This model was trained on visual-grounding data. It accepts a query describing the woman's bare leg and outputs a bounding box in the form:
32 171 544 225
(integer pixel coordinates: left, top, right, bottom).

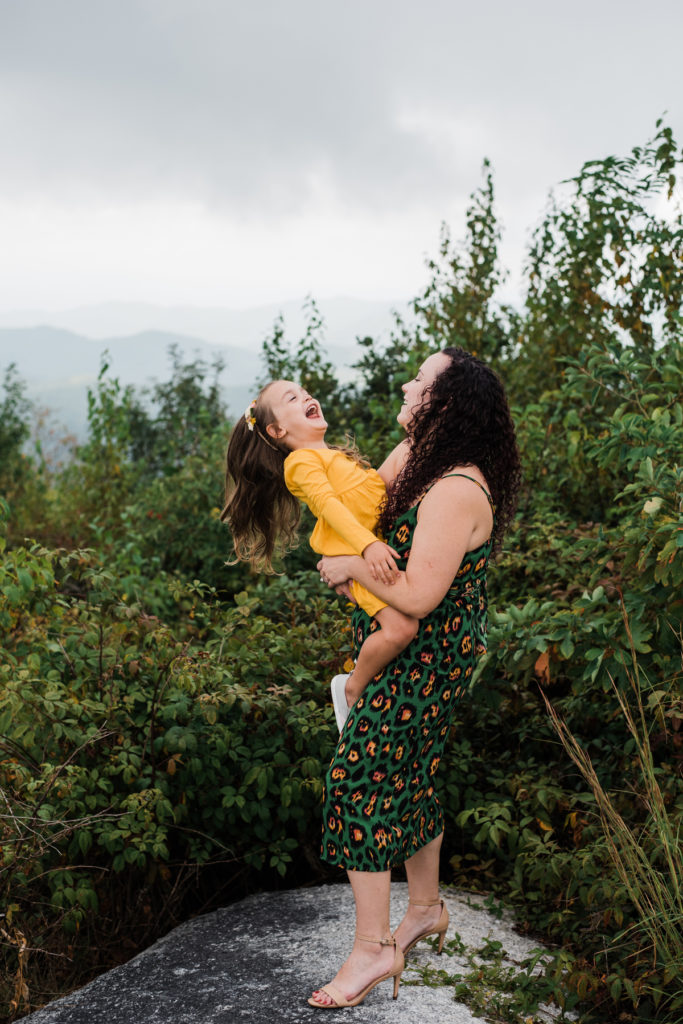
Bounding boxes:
345 608 418 705
309 869 396 1006
393 832 445 952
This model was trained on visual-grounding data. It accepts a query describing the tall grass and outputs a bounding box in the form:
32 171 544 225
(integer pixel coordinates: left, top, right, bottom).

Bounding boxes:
545 615 683 1021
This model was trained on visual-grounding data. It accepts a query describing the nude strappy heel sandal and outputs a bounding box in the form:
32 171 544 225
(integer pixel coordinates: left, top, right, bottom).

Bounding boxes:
307 933 404 1009
401 897 449 955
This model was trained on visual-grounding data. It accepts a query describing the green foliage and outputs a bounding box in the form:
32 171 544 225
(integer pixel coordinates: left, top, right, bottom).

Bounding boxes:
523 119 682 398
0 365 31 488
125 344 227 476
26 350 239 597
410 929 582 1023
0 548 346 1016
548 646 683 1023
0 366 47 543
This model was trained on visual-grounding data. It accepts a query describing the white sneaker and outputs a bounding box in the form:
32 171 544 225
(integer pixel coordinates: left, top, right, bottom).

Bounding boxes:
330 674 351 732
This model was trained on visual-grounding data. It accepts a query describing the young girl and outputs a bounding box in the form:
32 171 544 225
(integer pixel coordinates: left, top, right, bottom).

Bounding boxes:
220 379 418 732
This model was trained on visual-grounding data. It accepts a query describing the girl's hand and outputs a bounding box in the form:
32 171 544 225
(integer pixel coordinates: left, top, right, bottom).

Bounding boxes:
318 554 355 587
362 541 401 585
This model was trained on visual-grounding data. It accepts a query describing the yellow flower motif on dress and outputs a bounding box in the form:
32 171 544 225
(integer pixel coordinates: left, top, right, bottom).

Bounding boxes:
421 677 434 698
363 793 378 817
373 826 390 850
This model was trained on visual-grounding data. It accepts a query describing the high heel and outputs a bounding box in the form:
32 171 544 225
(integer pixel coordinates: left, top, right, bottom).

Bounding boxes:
307 933 404 1008
401 897 449 955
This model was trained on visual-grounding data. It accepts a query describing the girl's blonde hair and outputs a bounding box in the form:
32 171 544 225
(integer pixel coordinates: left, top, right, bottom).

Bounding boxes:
221 380 370 573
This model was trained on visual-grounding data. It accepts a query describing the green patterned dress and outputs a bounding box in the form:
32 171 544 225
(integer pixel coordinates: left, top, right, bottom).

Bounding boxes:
320 474 494 872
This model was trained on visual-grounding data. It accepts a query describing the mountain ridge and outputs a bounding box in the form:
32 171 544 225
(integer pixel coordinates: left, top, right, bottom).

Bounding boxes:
0 297 399 439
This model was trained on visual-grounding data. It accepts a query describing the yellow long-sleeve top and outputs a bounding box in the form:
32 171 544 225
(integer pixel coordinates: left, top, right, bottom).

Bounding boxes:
283 447 387 617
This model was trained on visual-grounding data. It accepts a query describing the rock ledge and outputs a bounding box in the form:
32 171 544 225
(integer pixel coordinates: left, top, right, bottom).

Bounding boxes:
23 883 561 1023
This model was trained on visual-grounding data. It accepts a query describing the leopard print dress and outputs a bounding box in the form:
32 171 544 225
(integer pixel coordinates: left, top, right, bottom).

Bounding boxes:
320 474 494 872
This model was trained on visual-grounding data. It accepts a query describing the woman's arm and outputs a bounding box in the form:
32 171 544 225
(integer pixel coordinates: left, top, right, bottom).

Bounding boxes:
318 475 493 619
375 438 410 487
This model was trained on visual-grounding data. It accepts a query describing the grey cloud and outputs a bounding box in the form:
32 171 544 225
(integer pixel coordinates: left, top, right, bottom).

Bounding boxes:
1 0 682 216
1 0 464 210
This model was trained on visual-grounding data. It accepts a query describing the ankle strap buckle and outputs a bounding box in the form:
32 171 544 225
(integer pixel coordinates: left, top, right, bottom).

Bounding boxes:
355 932 395 947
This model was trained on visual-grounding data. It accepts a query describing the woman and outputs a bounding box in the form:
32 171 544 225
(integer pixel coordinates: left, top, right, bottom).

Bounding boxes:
309 346 521 1009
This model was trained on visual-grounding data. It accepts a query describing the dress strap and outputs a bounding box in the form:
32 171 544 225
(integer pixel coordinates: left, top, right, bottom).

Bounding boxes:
441 472 495 513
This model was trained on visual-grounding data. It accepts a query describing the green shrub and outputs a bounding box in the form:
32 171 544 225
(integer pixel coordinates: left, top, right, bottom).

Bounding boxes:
0 537 348 1017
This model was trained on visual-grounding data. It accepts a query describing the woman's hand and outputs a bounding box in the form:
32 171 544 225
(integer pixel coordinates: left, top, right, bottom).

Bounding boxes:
318 554 355 587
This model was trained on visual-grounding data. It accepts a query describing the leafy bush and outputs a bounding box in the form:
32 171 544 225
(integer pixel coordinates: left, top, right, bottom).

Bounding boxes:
0 531 347 1016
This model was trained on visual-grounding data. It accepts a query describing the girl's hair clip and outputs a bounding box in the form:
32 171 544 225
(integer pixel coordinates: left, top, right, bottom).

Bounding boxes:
244 400 256 431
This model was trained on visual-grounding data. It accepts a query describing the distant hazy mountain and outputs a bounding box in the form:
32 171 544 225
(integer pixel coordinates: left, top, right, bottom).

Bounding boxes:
0 325 261 440
0 296 398 348
1 325 261 388
0 297 401 440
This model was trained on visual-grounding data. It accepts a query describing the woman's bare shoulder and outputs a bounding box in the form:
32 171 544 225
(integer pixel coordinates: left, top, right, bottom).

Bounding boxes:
428 465 491 495
415 467 493 548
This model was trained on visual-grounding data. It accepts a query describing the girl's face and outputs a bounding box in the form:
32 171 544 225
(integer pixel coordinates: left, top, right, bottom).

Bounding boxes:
397 352 451 431
263 380 328 450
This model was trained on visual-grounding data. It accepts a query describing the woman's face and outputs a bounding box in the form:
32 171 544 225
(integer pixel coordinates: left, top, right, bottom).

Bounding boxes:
397 352 451 431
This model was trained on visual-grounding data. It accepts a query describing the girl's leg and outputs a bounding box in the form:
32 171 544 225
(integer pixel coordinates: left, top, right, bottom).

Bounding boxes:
393 832 445 952
345 608 419 705
309 869 395 1006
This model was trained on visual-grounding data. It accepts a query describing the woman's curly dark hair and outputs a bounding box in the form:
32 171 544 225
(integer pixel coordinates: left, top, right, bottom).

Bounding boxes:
378 347 521 554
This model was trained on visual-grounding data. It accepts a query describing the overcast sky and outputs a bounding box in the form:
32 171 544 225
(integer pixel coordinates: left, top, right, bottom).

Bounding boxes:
1 0 681 315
